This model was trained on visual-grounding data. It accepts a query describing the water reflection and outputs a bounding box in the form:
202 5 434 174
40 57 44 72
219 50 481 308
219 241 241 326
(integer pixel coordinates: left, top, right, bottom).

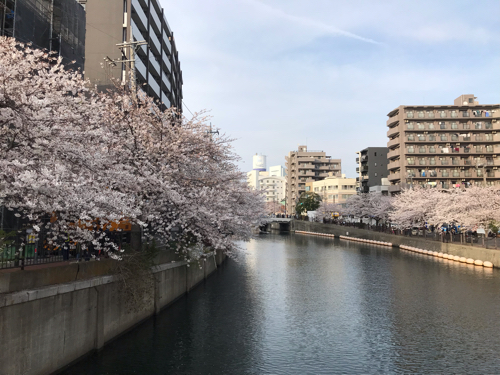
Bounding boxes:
62 233 500 375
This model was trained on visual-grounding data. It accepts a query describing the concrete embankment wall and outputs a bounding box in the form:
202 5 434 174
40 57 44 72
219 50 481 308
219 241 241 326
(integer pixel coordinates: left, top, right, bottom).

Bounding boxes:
0 251 225 375
293 221 500 266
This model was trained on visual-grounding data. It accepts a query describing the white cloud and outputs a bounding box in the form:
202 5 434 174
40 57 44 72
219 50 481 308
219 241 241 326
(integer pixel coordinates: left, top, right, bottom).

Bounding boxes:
160 0 500 176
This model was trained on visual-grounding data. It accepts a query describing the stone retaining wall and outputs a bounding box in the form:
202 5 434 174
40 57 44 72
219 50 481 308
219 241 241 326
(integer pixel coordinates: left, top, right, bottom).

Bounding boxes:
0 253 225 375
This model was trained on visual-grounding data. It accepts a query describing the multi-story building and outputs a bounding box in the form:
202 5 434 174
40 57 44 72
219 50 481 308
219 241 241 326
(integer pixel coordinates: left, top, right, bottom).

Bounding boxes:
305 174 356 208
355 147 389 193
260 176 286 204
386 94 500 193
0 0 86 70
81 0 182 111
285 145 341 214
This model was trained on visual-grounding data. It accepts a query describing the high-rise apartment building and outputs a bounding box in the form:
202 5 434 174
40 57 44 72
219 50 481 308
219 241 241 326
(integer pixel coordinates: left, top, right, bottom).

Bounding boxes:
386 94 500 193
285 145 341 214
0 0 86 70
356 147 389 193
81 0 182 111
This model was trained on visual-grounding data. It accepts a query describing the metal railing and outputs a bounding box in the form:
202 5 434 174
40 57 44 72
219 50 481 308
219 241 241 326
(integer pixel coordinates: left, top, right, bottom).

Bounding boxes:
318 220 500 249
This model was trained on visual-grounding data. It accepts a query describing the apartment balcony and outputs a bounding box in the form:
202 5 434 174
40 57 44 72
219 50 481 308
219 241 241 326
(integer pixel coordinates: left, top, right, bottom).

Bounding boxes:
149 6 162 35
386 115 399 127
387 124 401 138
131 0 148 32
299 171 315 177
388 148 400 160
162 51 172 74
148 73 161 98
298 163 314 169
162 30 171 55
161 72 171 92
387 137 401 149
388 172 400 182
134 56 147 82
387 160 400 171
148 55 161 78
149 30 161 57
318 165 340 171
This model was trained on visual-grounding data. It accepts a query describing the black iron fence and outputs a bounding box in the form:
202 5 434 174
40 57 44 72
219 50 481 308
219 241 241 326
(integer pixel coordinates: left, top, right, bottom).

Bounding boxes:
319 219 500 249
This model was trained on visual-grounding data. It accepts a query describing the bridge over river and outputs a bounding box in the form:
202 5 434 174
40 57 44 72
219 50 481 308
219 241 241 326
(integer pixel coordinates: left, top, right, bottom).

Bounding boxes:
260 217 292 232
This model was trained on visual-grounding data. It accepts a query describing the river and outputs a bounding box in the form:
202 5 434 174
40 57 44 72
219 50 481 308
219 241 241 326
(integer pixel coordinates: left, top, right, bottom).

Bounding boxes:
61 233 500 374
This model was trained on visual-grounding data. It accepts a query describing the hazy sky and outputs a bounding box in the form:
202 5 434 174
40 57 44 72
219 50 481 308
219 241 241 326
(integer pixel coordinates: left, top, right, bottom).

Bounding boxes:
160 0 500 177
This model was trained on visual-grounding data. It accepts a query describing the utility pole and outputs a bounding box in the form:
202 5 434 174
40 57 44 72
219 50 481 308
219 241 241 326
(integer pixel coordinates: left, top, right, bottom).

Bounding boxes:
104 38 148 98
207 122 219 141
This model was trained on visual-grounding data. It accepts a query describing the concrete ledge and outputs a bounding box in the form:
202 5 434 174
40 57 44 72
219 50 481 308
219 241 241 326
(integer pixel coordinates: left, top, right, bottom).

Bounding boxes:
0 260 196 307
293 221 500 266
151 261 188 273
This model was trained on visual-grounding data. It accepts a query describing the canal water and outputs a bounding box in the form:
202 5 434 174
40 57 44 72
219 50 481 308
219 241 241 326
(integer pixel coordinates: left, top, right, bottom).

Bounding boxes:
61 234 500 374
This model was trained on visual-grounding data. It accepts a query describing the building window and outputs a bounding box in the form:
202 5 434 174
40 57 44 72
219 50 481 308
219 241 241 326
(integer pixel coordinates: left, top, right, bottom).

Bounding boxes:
407 111 414 118
469 98 474 103
439 110 446 118
374 173 378 177
461 111 470 117
407 123 414 130
451 122 458 129
374 162 377 166
428 111 435 118
428 123 435 130
374 152 377 156
417 123 425 130
418 111 424 118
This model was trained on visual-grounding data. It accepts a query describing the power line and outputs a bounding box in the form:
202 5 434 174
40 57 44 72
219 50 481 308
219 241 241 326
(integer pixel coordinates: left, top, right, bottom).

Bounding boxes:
182 100 194 117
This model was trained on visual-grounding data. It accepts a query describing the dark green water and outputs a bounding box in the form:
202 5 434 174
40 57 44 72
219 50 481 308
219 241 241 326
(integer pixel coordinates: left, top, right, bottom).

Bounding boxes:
61 234 500 374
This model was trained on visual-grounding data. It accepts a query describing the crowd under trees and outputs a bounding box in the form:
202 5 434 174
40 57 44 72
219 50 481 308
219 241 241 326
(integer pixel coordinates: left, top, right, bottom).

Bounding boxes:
319 186 500 233
0 37 265 261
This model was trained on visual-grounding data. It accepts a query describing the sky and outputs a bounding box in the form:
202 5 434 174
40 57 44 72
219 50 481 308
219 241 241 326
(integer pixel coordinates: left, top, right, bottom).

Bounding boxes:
160 0 500 177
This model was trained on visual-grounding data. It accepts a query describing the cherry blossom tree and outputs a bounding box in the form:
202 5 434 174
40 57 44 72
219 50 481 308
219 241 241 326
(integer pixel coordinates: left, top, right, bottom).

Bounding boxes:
316 201 342 221
367 193 393 226
0 37 265 260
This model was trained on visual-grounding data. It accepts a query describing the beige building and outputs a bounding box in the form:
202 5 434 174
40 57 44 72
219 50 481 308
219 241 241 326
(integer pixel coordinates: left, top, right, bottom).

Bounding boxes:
285 145 341 213
387 94 500 193
305 174 356 208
